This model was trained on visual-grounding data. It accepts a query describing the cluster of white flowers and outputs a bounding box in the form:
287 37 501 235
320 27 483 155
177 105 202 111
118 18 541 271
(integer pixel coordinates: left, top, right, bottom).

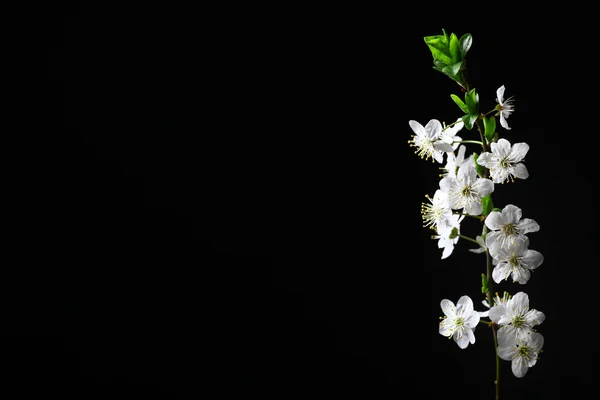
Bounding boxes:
411 85 546 379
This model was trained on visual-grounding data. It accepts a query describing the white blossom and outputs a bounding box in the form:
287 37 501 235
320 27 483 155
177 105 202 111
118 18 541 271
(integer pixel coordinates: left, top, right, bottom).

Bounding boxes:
497 330 544 378
420 189 453 232
490 237 544 284
442 144 467 179
439 158 494 215
408 119 449 163
433 214 464 259
439 295 480 349
476 138 529 184
489 292 545 341
496 85 515 130
484 204 540 251
437 118 464 152
479 291 511 318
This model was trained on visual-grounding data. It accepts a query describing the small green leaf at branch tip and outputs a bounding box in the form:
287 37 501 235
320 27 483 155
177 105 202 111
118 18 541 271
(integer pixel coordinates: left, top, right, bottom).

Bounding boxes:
465 89 479 115
451 94 469 114
449 33 461 63
483 115 496 143
459 33 472 58
461 114 478 130
481 273 488 294
442 61 463 77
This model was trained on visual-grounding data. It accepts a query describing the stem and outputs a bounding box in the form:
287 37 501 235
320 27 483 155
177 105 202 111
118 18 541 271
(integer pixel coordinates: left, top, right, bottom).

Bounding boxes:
453 140 483 146
454 212 481 220
475 119 490 155
485 248 501 400
441 118 463 132
458 234 481 245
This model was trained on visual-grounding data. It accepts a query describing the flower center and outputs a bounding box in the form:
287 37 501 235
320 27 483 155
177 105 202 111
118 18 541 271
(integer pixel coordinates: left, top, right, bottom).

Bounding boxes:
421 195 444 230
517 345 531 359
502 223 518 236
455 317 464 327
499 156 511 169
511 315 527 329
509 254 521 267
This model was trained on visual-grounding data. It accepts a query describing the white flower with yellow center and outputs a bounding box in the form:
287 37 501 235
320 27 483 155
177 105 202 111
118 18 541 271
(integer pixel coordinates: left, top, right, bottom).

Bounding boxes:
420 189 452 232
433 214 464 259
490 237 544 284
496 85 515 130
489 292 545 341
439 295 480 349
484 204 540 251
408 119 449 163
439 159 494 215
476 138 529 184
497 330 544 378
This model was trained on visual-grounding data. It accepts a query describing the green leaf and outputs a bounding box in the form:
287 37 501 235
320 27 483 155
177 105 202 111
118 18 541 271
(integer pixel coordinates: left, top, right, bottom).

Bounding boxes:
481 273 488 294
473 152 486 177
481 194 494 216
483 116 496 143
451 94 469 114
491 208 502 212
465 89 479 115
442 61 463 77
461 114 478 130
449 33 461 63
459 33 472 58
424 35 452 65
461 114 473 130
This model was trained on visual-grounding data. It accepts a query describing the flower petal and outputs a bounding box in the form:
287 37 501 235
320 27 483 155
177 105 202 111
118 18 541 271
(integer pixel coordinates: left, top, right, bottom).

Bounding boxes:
456 295 474 315
492 138 511 157
408 120 425 137
474 178 494 196
492 263 511 283
513 268 531 284
485 211 505 231
488 304 507 324
517 218 540 234
467 327 476 345
510 142 530 162
464 201 483 216
476 152 493 168
512 358 529 378
439 176 455 194
512 163 529 179
525 309 546 326
496 85 506 103
509 292 530 311
440 299 456 317
434 141 455 153
501 204 522 224
424 119 443 140
522 250 544 269
455 331 470 349
529 332 545 352
499 112 511 130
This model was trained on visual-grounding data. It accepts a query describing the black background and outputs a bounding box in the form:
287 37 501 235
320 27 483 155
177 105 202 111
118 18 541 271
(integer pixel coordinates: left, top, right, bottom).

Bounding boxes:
17 3 597 399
